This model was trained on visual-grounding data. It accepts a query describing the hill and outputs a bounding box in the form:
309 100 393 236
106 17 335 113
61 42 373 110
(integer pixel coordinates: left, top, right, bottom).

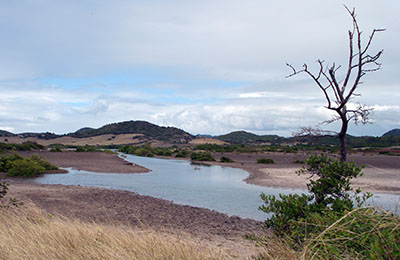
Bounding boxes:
69 120 194 144
383 129 400 137
216 131 284 145
0 130 15 137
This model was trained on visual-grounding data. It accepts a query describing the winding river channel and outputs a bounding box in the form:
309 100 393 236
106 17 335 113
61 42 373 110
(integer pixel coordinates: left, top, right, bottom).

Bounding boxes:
34 154 400 221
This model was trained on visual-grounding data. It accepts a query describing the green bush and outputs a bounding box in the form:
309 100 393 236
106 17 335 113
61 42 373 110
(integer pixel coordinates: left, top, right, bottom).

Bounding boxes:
0 154 24 172
29 154 58 171
256 158 275 164
220 156 234 163
1 154 58 177
134 147 153 157
175 149 190 158
190 151 215 161
7 159 46 177
259 154 370 249
50 147 62 152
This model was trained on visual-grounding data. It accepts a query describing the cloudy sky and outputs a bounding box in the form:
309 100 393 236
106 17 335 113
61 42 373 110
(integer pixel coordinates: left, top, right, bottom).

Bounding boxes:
0 0 398 136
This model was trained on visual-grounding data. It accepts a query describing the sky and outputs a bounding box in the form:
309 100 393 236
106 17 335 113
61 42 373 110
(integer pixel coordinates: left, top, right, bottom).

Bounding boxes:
0 0 399 137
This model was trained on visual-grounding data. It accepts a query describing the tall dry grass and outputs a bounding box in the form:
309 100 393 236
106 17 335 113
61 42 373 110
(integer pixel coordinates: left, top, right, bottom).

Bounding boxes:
0 207 235 260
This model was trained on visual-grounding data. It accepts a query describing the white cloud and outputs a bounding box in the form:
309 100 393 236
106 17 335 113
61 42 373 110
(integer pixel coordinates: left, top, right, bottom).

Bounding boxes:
0 0 398 137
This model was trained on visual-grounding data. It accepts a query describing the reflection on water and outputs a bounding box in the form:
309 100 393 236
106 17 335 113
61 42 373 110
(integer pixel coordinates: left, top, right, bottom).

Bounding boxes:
34 154 400 221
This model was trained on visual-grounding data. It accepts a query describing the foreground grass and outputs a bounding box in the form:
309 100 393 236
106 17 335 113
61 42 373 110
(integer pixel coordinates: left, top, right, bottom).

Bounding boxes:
0 207 235 260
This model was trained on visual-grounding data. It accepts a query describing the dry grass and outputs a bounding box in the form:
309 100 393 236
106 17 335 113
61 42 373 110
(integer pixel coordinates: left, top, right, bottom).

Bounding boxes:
0 207 236 260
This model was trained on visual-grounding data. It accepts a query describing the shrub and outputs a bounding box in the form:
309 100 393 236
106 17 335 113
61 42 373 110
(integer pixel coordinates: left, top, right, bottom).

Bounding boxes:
256 158 275 164
259 154 370 248
0 154 24 172
190 151 215 161
29 154 58 171
7 159 46 177
50 147 62 152
1 154 58 177
134 147 153 157
220 156 234 163
175 149 190 158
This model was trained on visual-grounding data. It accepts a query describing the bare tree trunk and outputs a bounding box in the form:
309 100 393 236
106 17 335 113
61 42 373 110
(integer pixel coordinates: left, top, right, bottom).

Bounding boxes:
338 110 348 162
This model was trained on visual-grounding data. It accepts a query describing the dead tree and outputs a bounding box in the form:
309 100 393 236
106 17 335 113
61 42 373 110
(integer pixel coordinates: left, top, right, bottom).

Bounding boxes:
287 6 384 162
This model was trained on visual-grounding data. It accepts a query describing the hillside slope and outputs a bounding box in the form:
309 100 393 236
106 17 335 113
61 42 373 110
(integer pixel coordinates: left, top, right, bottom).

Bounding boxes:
69 120 194 144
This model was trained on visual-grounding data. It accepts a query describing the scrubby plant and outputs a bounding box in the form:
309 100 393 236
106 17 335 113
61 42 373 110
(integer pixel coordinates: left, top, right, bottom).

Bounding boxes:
256 158 275 164
259 154 371 249
175 149 190 158
190 151 215 161
220 156 234 163
1 154 58 177
6 159 45 177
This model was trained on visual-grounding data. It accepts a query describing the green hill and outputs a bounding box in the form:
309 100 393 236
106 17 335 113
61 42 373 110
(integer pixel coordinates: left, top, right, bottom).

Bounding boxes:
216 131 284 144
69 120 194 144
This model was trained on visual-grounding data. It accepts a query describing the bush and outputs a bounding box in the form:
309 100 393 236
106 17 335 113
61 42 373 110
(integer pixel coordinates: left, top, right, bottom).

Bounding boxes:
259 154 370 249
134 147 153 157
0 154 24 172
190 151 215 161
257 158 275 164
29 154 58 171
220 156 234 163
1 154 58 177
175 149 190 158
7 159 46 177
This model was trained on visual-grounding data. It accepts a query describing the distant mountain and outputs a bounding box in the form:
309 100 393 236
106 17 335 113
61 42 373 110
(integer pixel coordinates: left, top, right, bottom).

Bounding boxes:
0 130 15 137
69 120 194 144
216 131 283 144
382 129 400 137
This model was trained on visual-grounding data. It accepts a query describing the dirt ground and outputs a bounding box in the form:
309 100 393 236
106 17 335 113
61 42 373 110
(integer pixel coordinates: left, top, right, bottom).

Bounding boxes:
19 151 150 173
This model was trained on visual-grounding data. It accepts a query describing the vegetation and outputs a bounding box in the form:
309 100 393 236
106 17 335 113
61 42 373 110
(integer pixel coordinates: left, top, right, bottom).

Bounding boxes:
256 158 275 164
1 154 58 177
254 153 398 259
175 149 190 158
119 145 173 157
215 131 284 145
220 156 234 163
0 207 233 260
0 141 44 153
75 145 102 152
190 151 215 161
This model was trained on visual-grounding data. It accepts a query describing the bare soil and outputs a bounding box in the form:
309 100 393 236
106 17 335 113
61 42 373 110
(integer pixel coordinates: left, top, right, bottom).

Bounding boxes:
19 151 150 173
